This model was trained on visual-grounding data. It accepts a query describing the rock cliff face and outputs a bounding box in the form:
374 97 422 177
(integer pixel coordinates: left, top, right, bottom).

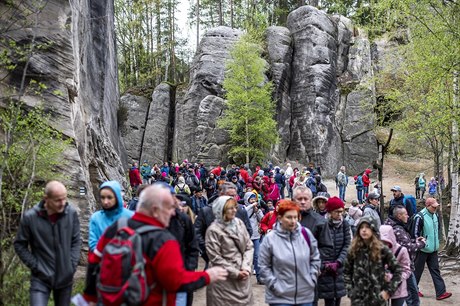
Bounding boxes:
122 6 378 176
0 0 126 247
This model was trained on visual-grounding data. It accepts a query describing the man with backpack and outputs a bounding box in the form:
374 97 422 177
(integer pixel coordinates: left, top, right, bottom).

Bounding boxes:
336 166 348 202
83 184 228 306
389 185 416 217
384 205 426 306
185 166 200 192
354 173 364 203
362 192 381 228
413 198 452 301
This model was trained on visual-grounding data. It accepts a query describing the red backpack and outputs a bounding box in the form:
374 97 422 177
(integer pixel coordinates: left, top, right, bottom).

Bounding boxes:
97 218 162 306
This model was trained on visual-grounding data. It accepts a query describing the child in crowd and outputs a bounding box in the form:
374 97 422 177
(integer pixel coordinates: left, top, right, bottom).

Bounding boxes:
347 199 362 236
344 216 402 306
380 225 411 306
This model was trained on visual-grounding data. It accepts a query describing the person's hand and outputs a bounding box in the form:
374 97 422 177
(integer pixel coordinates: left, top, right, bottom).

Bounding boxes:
237 269 250 280
253 204 259 212
380 290 390 301
417 236 426 243
89 302 97 306
206 266 228 283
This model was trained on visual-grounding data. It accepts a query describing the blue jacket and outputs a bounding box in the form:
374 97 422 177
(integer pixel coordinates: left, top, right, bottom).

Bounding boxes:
88 181 134 250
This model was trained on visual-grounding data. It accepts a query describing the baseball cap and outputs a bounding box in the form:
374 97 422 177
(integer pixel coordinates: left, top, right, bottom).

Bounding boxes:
391 186 402 192
425 198 440 208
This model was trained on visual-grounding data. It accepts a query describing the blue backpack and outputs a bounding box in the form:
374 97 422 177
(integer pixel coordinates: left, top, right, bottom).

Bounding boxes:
403 195 417 216
355 175 363 188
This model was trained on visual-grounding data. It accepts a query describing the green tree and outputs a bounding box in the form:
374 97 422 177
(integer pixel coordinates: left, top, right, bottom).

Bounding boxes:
373 0 459 251
219 34 278 165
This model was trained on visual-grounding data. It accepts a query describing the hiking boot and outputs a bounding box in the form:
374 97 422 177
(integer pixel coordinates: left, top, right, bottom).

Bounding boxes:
418 291 424 297
436 292 452 300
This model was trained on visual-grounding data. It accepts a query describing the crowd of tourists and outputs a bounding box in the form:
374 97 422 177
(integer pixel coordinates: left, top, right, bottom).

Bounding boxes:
13 160 452 306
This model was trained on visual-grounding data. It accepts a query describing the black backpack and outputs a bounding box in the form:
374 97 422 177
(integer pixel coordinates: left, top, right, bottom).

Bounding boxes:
406 211 424 239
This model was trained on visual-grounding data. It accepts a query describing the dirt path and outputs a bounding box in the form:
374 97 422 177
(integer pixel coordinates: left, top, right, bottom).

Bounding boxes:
192 260 458 305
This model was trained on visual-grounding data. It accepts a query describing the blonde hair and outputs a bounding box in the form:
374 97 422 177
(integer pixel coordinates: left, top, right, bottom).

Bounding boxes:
223 198 237 221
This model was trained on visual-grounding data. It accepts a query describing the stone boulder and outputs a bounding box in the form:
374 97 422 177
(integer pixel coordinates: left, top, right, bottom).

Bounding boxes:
173 27 243 162
286 6 340 174
195 95 230 165
0 0 127 247
140 83 173 164
265 26 293 163
119 94 150 163
335 19 378 175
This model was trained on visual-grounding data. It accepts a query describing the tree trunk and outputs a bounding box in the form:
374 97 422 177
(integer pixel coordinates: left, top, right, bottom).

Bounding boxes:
446 71 459 255
218 0 223 26
196 0 200 51
230 0 233 28
245 118 250 164
377 128 393 222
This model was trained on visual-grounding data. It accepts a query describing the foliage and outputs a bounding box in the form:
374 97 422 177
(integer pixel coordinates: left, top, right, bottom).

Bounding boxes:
115 0 191 91
373 0 459 169
219 34 278 165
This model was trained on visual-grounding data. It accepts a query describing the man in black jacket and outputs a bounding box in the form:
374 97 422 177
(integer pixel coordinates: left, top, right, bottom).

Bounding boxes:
169 193 200 306
293 185 333 306
194 182 252 269
14 181 81 306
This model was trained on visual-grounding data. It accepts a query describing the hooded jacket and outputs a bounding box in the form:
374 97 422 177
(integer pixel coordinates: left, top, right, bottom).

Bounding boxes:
206 196 254 306
88 181 134 250
259 222 321 304
14 201 81 289
384 216 425 270
243 192 264 240
379 225 411 299
362 203 382 228
344 217 402 306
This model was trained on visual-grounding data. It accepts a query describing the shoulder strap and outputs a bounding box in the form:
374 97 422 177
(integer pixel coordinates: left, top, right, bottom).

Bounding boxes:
136 225 162 235
301 226 312 254
395 245 403 258
117 217 129 230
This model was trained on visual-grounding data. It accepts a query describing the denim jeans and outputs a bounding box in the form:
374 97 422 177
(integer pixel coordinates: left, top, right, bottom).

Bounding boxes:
356 188 364 203
30 277 72 306
252 238 261 280
338 185 346 201
414 251 446 298
278 184 285 199
406 272 420 306
175 292 187 306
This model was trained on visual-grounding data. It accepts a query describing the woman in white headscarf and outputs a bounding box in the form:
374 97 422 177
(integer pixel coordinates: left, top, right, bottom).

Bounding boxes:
205 196 254 306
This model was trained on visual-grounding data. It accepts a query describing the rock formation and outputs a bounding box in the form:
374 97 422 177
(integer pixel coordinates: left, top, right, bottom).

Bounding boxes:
120 6 380 177
0 0 126 247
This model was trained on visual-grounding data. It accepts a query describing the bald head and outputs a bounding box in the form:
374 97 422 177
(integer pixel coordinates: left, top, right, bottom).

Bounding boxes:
44 181 66 197
137 184 176 227
44 181 67 215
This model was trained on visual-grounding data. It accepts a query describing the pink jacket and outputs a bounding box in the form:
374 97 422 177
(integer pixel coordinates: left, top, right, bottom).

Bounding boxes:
380 225 412 299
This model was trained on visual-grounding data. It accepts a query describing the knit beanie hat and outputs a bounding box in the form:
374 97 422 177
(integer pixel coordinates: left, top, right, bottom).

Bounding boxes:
357 215 380 236
325 196 344 212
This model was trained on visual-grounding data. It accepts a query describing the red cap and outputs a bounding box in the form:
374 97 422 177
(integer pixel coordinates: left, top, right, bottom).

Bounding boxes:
325 196 345 212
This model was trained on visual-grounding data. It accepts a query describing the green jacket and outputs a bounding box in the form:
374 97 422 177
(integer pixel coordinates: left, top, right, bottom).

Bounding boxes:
344 244 402 306
420 208 440 253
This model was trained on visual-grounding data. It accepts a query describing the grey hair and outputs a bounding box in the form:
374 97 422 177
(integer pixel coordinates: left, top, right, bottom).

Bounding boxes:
293 186 312 198
218 182 237 195
393 205 407 217
44 181 66 196
137 184 170 211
